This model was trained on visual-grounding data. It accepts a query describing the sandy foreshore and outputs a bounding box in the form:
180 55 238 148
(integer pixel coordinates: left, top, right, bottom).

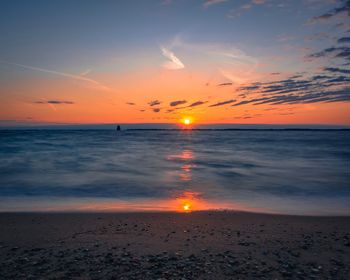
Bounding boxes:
0 211 349 279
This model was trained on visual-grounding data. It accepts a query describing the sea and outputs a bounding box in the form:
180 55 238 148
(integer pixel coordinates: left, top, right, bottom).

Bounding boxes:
1 128 349 215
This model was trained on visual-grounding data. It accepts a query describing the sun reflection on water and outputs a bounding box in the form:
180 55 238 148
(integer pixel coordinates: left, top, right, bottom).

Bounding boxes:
167 149 196 182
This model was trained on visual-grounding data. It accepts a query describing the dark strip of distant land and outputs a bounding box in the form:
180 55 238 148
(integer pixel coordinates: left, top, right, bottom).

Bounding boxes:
126 128 350 131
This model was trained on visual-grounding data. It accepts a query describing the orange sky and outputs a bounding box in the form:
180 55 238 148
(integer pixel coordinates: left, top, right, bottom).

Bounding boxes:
1 66 349 125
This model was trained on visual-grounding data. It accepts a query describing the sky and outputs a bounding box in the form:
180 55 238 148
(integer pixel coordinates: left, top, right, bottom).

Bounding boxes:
0 0 349 126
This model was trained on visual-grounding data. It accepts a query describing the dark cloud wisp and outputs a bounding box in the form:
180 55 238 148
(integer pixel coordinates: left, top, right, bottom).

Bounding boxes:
209 99 236 107
34 100 74 105
170 100 187 107
231 73 350 107
338 37 350 44
188 101 207 107
217 82 233 86
310 0 350 22
148 100 161 106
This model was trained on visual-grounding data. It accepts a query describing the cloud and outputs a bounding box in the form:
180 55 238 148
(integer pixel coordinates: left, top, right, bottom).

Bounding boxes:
324 67 350 74
188 101 207 107
165 101 207 112
234 115 254 119
80 69 92 76
160 47 185 70
162 35 258 83
309 46 350 61
217 82 233 86
308 34 350 69
34 100 74 105
148 100 161 106
326 75 350 83
165 35 257 67
338 37 350 43
228 0 268 18
203 0 228 9
238 84 261 91
232 100 258 106
310 0 350 23
230 72 350 107
209 99 236 107
1 61 110 91
126 102 135 105
170 100 187 106
279 112 295 116
152 108 161 113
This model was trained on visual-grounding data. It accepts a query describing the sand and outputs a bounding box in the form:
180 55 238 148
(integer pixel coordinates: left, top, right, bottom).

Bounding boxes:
0 211 349 279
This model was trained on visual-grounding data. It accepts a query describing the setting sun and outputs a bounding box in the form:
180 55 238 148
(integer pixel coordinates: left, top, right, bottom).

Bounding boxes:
181 117 192 126
183 203 191 212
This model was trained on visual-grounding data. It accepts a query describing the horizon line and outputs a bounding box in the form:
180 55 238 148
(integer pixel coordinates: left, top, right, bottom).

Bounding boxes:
1 122 350 129
1 121 350 126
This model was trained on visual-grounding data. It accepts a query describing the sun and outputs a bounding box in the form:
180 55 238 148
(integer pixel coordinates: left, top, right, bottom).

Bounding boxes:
182 117 192 126
183 203 192 212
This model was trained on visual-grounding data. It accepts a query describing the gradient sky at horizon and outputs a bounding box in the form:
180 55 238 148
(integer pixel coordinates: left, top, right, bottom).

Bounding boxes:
1 0 349 125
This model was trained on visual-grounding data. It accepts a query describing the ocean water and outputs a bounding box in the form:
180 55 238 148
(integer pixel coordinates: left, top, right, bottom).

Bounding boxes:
0 129 349 215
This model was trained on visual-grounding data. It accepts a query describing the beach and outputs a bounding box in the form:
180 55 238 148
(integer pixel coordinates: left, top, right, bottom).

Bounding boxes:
0 211 349 279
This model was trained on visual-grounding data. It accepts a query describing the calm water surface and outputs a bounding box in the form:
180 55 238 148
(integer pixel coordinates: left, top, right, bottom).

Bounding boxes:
0 129 349 215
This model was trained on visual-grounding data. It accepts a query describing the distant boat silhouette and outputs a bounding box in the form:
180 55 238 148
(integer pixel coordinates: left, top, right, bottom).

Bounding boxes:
116 125 121 131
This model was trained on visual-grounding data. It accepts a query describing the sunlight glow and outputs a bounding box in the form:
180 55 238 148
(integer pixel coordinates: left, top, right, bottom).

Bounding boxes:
183 203 191 212
181 117 193 126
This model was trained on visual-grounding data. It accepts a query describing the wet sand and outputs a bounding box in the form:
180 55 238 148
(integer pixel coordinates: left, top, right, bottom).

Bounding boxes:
0 211 349 279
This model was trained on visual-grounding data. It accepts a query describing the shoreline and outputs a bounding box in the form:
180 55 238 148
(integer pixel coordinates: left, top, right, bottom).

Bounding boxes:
1 211 349 279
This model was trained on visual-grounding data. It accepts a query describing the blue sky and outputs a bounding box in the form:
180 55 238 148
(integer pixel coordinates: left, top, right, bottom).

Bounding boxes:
0 0 344 72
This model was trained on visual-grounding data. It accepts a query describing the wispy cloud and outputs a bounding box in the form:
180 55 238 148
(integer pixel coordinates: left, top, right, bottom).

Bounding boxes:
228 0 267 18
188 101 207 107
203 0 228 9
148 100 162 106
170 100 187 106
163 35 258 83
160 47 185 70
165 101 207 112
34 100 74 105
310 0 350 23
217 82 233 86
338 37 350 43
1 61 110 91
80 69 92 76
33 100 74 111
324 67 350 74
308 46 350 62
230 72 350 107
209 99 236 107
